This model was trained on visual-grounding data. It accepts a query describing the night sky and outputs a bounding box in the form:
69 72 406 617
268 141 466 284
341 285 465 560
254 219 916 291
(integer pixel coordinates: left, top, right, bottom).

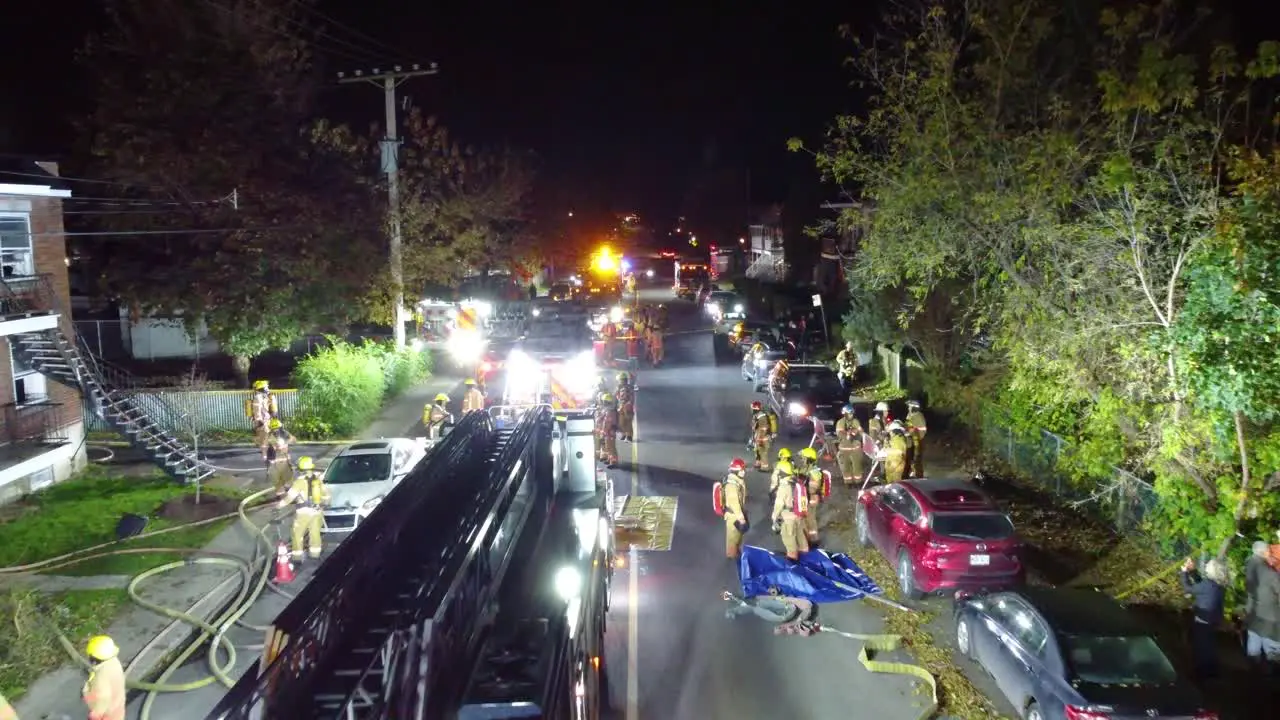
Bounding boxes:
0 1 864 222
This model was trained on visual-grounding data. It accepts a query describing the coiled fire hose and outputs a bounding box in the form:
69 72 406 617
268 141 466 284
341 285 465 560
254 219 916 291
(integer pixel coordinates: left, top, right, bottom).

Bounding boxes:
0 488 292 720
722 591 941 720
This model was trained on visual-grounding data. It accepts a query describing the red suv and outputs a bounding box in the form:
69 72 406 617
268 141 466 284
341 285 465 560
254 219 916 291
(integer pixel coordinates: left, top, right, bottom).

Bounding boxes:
855 479 1024 599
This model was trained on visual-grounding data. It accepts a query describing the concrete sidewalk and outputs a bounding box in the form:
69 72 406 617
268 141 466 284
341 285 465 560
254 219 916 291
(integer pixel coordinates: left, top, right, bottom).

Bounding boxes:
13 373 463 720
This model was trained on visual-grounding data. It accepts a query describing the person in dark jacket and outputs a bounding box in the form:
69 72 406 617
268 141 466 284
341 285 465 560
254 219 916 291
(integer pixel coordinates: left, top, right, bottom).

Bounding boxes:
1245 543 1280 673
1180 556 1228 679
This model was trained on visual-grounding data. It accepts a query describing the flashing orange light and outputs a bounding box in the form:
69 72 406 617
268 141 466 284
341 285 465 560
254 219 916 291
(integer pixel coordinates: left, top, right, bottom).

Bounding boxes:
592 247 618 273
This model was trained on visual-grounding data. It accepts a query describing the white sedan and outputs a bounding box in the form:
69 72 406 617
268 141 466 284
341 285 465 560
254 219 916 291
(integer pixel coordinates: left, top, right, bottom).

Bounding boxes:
321 438 431 533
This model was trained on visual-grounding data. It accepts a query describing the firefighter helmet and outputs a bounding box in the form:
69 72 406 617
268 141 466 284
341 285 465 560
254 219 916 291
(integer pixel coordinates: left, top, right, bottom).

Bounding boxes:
800 447 819 461
907 399 921 409
875 401 889 413
86 635 119 661
777 448 792 460
268 419 282 430
728 458 747 473
842 404 855 415
253 379 269 391
434 393 449 402
751 401 763 411
464 378 476 386
297 456 315 471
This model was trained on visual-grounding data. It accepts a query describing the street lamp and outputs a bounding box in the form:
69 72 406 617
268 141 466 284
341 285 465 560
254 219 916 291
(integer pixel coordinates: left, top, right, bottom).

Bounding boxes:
568 211 574 217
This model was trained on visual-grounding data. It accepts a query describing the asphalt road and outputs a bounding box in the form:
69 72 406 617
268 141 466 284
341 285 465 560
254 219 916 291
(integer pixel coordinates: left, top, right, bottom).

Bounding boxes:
601 299 923 719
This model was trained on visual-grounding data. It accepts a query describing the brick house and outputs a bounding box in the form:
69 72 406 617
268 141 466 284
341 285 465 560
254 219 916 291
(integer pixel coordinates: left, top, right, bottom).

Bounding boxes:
0 159 86 500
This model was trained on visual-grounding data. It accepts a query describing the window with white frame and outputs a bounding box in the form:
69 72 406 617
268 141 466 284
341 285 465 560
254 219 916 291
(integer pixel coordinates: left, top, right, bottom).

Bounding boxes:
9 341 46 405
0 214 33 278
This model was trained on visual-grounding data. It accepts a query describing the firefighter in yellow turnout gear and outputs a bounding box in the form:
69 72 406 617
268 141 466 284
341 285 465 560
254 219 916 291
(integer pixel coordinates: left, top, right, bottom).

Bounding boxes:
834 404 866 485
264 419 296 494
796 447 828 545
718 458 750 559
905 399 928 478
462 378 485 413
423 393 452 439
82 635 126 720
750 400 778 470
595 393 619 466
245 379 278 459
884 422 910 484
615 372 636 442
770 455 809 560
278 456 329 560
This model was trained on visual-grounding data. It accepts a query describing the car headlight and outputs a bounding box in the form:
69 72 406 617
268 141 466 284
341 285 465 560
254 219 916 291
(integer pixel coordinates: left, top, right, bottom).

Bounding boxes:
787 402 809 416
645 269 654 278
532 307 541 317
360 495 385 513
554 565 582 601
733 304 744 313
609 306 624 323
707 302 721 315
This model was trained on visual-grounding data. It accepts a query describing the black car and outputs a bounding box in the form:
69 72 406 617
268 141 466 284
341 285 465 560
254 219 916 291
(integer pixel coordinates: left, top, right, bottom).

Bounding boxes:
954 587 1216 720
769 364 845 436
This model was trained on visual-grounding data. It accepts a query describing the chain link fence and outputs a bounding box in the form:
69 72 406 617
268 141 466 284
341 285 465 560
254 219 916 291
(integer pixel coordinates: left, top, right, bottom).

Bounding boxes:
83 389 302 433
980 410 1161 536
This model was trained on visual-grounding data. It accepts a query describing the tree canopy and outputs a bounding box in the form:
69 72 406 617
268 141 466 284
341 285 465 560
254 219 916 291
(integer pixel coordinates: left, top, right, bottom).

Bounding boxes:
798 0 1280 558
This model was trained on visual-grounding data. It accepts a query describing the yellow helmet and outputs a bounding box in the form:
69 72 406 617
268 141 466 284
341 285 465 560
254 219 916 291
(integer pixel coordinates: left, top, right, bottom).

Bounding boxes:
434 393 449 402
268 419 282 431
800 447 819 461
600 393 614 403
777 448 792 460
86 635 119 661
464 378 476 386
297 456 315 471
617 371 630 382
253 380 269 391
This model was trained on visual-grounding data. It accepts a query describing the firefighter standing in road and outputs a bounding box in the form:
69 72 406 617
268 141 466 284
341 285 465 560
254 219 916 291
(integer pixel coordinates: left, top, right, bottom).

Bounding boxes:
616 372 636 441
423 393 452 439
771 464 809 561
245 380 278 459
595 393 619 465
648 326 665 366
592 377 610 407
718 458 750 559
884 422 909 484
834 405 866 486
905 400 928 478
797 447 828 545
769 447 795 500
462 378 485 413
751 401 777 470
601 320 617 365
264 419 296 494
836 342 857 393
83 635 126 720
769 358 790 394
278 456 329 560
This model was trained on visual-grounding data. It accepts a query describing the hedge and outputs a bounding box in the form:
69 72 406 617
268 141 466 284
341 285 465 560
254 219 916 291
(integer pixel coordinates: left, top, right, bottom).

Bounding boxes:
291 338 432 438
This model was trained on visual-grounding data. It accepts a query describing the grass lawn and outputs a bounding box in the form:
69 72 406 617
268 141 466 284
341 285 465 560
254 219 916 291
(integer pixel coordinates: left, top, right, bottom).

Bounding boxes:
0 465 247 571
44 518 236 576
0 587 130 701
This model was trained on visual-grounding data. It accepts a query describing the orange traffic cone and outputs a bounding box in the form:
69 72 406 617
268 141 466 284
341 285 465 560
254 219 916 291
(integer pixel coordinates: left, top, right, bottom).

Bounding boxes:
273 541 296 583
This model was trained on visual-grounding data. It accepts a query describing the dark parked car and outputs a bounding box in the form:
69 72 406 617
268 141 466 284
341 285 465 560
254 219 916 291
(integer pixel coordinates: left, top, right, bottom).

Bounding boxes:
953 587 1217 720
768 363 845 435
741 345 789 392
855 479 1025 598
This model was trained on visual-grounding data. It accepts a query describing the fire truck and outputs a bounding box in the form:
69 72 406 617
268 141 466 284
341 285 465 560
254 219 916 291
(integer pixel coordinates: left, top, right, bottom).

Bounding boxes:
499 307 598 414
673 260 712 299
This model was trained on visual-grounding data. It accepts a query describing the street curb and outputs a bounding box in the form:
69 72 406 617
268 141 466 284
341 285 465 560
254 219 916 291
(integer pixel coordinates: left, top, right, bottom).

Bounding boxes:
126 566 244 682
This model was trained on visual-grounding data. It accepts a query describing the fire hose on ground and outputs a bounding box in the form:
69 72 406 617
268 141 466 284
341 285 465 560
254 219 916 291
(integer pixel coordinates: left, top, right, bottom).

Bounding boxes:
0 488 293 720
721 591 942 720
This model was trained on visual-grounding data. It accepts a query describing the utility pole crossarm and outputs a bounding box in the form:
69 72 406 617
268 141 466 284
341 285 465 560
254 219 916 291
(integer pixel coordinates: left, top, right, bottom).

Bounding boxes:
336 62 441 349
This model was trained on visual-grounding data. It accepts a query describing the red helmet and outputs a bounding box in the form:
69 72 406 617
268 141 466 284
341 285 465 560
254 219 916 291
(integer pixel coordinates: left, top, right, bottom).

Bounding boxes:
728 458 747 473
751 401 762 410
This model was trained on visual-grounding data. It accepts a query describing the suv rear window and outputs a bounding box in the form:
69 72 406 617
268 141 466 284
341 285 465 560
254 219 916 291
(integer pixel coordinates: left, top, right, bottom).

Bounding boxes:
930 512 1015 540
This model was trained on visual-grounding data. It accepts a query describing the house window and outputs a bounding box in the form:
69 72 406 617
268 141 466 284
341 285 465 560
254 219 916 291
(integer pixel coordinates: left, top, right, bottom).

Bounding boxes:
9 342 46 405
0 214 33 278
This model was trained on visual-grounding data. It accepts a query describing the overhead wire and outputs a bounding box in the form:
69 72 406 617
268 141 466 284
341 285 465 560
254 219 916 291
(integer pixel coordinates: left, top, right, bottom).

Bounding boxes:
198 0 390 68
283 0 430 67
26 226 312 238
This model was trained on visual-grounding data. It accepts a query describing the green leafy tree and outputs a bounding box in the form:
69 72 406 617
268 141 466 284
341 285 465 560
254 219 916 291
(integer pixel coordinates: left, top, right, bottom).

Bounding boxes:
81 0 378 384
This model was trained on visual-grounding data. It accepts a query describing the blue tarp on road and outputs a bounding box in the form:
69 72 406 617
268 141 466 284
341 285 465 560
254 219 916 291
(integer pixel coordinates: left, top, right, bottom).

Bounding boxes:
738 545 883 603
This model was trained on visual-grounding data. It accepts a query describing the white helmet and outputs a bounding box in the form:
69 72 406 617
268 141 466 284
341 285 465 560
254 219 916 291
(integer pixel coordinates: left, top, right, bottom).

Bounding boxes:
875 401 889 413
907 400 920 409
888 421 905 433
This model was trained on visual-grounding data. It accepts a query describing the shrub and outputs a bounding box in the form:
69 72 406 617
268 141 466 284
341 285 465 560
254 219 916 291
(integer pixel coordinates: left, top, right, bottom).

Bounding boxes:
291 339 434 438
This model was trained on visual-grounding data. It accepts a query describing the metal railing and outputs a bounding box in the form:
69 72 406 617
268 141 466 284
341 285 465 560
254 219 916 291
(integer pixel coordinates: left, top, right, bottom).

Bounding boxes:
82 389 302 433
204 410 496 719
0 401 75 444
0 273 59 317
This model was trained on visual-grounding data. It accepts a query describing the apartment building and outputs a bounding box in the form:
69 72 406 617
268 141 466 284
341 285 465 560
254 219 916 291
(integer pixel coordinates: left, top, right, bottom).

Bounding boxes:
0 159 86 501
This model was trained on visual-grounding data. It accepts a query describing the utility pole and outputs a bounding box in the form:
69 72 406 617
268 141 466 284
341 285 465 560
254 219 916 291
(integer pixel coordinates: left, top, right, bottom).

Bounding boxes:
337 63 440 348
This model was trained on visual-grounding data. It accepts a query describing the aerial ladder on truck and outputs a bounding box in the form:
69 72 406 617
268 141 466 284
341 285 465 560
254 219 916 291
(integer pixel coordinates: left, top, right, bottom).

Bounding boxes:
204 403 614 720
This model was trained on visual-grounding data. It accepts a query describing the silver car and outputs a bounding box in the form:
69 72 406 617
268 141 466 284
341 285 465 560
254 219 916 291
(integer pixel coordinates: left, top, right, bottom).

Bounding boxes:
321 438 430 534
741 346 789 392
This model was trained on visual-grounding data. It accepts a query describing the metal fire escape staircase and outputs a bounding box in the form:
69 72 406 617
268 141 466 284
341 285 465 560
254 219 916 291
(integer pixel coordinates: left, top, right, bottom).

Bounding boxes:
206 405 566 720
2 275 215 484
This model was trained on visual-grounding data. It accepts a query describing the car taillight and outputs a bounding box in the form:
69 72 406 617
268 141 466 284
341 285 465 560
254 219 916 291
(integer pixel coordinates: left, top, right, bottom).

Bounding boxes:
1064 707 1111 720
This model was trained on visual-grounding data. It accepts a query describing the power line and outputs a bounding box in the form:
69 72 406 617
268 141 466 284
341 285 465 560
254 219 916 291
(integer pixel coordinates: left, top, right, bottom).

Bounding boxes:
0 169 203 200
284 0 426 67
58 193 235 207
61 208 209 215
199 0 388 67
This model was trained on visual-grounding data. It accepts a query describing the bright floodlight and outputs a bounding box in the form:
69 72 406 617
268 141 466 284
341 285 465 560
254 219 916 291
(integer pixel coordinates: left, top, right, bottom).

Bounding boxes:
609 306 624 324
593 248 617 273
448 332 483 362
554 565 582 601
645 269 654 278
733 304 744 313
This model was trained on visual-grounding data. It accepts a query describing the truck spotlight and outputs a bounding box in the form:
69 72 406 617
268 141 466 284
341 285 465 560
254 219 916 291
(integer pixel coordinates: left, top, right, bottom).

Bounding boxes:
609 306 624 324
554 566 582 601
